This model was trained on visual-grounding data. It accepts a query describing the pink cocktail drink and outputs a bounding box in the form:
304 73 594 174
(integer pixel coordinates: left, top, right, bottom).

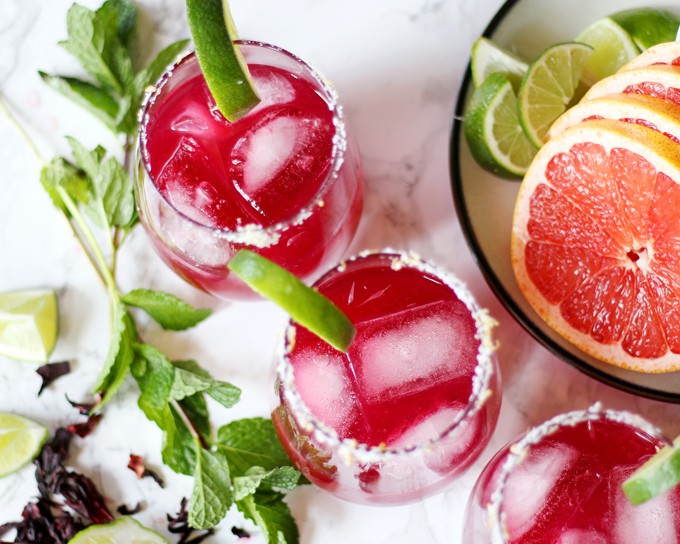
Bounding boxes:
135 42 363 299
272 252 501 505
464 407 680 543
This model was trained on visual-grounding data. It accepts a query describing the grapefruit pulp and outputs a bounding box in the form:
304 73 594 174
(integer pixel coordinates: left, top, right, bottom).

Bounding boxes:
512 119 680 372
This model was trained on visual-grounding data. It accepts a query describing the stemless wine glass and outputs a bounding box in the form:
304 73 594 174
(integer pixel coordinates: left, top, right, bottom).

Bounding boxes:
271 251 501 505
134 41 363 299
464 405 680 543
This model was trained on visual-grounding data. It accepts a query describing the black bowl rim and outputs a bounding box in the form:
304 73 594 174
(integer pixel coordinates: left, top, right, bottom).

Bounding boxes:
449 0 680 403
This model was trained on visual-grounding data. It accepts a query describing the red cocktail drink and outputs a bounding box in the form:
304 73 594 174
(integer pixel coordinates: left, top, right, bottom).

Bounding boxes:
136 42 363 299
464 406 680 543
272 251 501 504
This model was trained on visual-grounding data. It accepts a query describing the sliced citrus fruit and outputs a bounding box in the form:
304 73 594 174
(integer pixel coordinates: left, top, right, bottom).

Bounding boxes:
470 37 528 90
548 93 680 143
186 0 260 121
575 18 639 86
512 119 680 372
464 72 536 179
68 516 170 544
582 65 680 107
0 413 48 478
609 8 680 51
517 42 593 148
227 249 356 352
621 41 680 72
623 435 680 505
0 288 58 363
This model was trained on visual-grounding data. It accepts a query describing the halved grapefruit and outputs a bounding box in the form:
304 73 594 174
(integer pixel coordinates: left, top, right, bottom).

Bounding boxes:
583 65 680 106
548 93 680 143
620 41 680 71
512 119 680 372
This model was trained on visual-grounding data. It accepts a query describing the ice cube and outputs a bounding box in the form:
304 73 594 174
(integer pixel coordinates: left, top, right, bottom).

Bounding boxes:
350 300 478 402
558 530 607 543
502 445 577 540
293 348 358 436
613 468 677 544
238 114 300 194
252 70 296 107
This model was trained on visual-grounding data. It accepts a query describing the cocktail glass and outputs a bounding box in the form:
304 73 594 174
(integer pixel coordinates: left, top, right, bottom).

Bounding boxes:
134 41 363 299
463 405 680 543
271 251 501 505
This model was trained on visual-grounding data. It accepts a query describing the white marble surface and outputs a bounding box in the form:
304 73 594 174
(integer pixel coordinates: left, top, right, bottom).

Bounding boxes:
2 0 680 543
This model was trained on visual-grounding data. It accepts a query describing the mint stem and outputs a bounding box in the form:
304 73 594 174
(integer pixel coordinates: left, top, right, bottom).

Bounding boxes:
0 97 44 164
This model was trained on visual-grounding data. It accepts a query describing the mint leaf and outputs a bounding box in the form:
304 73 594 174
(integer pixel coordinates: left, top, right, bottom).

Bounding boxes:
179 393 211 438
236 492 299 544
188 445 232 530
216 418 293 477
162 403 199 475
170 360 241 410
121 289 212 331
137 40 190 91
59 4 125 93
96 156 137 229
131 343 175 426
233 466 300 501
39 157 90 215
97 0 137 47
38 72 119 130
93 302 136 407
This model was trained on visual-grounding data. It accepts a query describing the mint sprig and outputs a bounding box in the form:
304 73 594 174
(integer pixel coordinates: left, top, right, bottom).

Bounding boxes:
0 1 304 542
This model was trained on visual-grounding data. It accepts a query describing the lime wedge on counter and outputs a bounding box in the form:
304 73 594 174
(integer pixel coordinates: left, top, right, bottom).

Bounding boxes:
0 413 48 478
186 0 260 121
575 18 640 85
471 37 528 90
68 516 170 544
609 8 680 51
227 250 356 352
518 42 593 148
0 288 58 363
623 436 680 505
464 72 536 179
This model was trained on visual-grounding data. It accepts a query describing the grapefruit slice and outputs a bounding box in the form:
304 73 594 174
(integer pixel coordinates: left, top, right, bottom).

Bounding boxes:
548 93 680 143
621 41 680 71
582 65 680 106
512 119 680 372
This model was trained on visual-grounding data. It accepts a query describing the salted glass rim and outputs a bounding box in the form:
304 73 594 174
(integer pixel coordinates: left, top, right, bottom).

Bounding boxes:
486 404 672 544
137 40 348 248
274 248 500 465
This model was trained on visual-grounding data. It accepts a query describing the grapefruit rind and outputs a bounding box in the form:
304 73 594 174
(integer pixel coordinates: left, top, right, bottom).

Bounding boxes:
548 93 680 142
582 64 680 103
512 119 680 372
620 41 680 72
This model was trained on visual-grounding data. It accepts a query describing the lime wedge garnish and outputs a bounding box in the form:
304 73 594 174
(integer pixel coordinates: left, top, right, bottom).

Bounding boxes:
464 72 536 179
0 288 58 363
575 18 640 86
227 250 356 352
609 8 680 51
623 436 680 505
518 42 592 148
471 37 528 90
68 516 170 544
0 413 48 478
186 0 260 122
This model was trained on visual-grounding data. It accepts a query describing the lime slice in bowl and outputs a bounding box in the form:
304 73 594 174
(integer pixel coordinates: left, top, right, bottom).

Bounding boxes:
623 436 680 505
227 250 356 352
609 8 680 51
471 37 528 90
464 72 536 179
186 0 260 121
0 288 58 363
575 18 639 86
0 413 48 478
517 42 592 148
68 516 170 544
